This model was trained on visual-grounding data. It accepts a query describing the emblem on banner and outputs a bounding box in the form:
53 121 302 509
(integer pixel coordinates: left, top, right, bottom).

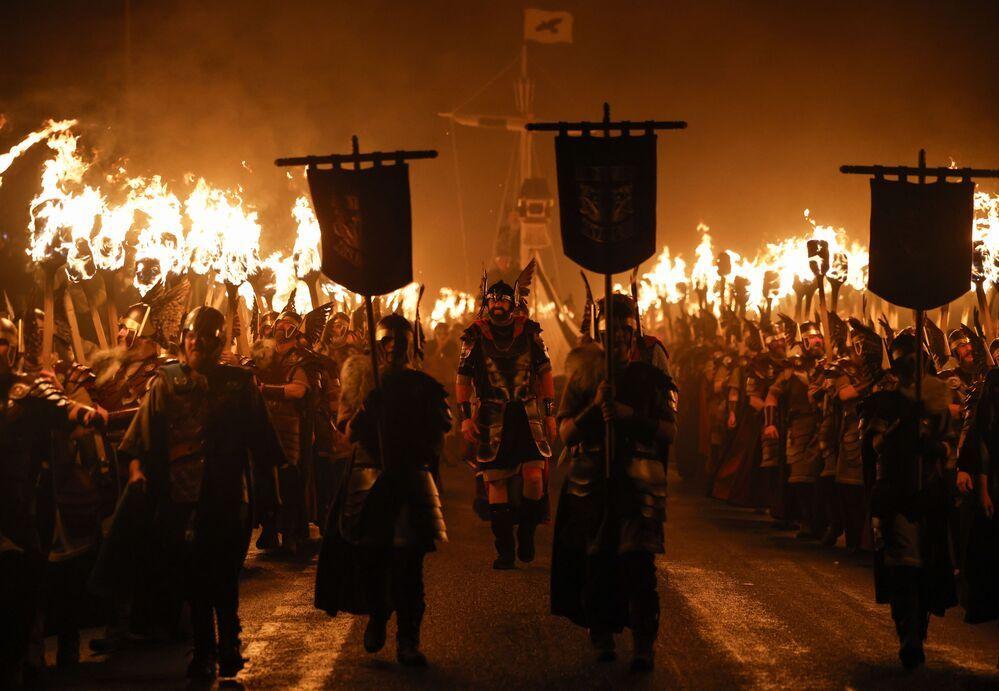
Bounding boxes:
576 164 636 244
328 193 363 268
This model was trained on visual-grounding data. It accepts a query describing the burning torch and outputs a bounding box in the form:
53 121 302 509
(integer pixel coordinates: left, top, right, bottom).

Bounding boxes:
807 238 834 359
715 251 731 311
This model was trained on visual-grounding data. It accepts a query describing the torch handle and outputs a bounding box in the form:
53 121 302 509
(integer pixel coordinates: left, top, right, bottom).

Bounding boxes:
816 280 834 360
62 289 87 365
105 274 119 347
830 281 841 314
42 274 55 368
224 283 237 352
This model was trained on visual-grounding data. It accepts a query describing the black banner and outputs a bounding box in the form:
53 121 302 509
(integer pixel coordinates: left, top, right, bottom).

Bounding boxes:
868 178 974 310
555 133 657 274
307 164 413 296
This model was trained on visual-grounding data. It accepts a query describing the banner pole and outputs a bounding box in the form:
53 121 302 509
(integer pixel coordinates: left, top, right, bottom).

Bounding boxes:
604 271 614 479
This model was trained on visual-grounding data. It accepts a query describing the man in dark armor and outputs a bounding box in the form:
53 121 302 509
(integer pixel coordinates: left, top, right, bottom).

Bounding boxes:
315 314 450 667
456 266 556 569
551 294 677 671
860 330 956 670
254 308 318 554
753 318 790 524
0 316 108 688
118 306 281 681
831 318 885 551
763 320 826 538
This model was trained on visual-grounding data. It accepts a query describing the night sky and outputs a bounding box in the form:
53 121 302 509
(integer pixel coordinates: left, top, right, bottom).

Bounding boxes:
2 0 997 297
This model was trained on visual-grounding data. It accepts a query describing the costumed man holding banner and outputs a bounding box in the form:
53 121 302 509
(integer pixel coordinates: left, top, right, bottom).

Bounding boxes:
551 294 676 670
456 263 556 570
315 314 449 666
840 151 992 669
0 316 109 688
525 102 686 672
117 306 281 681
860 330 956 669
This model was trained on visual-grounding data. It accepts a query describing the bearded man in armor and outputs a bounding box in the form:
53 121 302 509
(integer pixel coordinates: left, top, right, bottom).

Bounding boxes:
456 263 556 570
118 307 281 681
551 294 677 672
315 314 450 667
0 316 109 688
253 309 318 554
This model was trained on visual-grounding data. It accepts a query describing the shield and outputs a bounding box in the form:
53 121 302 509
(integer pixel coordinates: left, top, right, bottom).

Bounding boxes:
868 178 974 310
555 133 657 274
307 164 413 296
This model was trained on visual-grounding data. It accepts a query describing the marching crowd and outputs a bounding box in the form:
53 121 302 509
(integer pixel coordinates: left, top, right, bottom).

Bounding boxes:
3 254 999 688
670 298 999 670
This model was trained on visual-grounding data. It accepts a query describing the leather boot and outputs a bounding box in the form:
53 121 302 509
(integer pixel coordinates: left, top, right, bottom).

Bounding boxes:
396 606 427 667
364 615 389 653
490 504 516 570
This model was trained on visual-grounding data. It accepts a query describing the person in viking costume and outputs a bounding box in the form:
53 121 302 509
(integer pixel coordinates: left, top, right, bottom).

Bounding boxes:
315 314 450 667
551 293 677 672
753 316 791 524
860 330 956 670
0 316 109 687
456 259 556 569
253 308 320 555
832 318 886 552
118 307 281 681
763 319 826 538
814 311 849 545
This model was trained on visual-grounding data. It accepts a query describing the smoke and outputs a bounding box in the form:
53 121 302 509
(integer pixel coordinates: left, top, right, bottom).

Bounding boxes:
1 0 998 304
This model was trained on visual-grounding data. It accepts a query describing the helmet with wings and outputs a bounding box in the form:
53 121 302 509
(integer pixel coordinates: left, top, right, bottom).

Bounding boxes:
512 257 537 315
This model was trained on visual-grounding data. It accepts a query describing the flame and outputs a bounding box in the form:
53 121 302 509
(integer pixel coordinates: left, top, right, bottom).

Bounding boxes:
0 118 76 185
689 224 719 309
237 281 257 310
185 178 260 285
27 128 106 283
430 287 477 327
319 279 361 313
382 282 422 321
291 195 321 277
974 190 999 287
130 176 186 294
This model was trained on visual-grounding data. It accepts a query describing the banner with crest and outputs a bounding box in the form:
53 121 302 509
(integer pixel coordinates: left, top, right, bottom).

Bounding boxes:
306 163 413 296
554 133 657 274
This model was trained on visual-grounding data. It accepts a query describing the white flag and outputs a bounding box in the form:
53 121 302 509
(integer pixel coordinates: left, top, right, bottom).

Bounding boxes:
524 9 573 44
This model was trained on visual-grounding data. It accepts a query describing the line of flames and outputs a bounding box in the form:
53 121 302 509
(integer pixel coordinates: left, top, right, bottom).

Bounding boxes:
4 119 999 332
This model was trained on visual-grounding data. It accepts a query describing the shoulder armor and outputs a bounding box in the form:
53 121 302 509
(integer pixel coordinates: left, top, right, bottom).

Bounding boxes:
9 381 31 400
523 317 542 334
25 376 69 407
460 322 484 343
160 362 194 393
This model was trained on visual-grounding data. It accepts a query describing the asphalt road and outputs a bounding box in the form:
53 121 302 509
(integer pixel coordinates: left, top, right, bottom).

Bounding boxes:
45 462 999 690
